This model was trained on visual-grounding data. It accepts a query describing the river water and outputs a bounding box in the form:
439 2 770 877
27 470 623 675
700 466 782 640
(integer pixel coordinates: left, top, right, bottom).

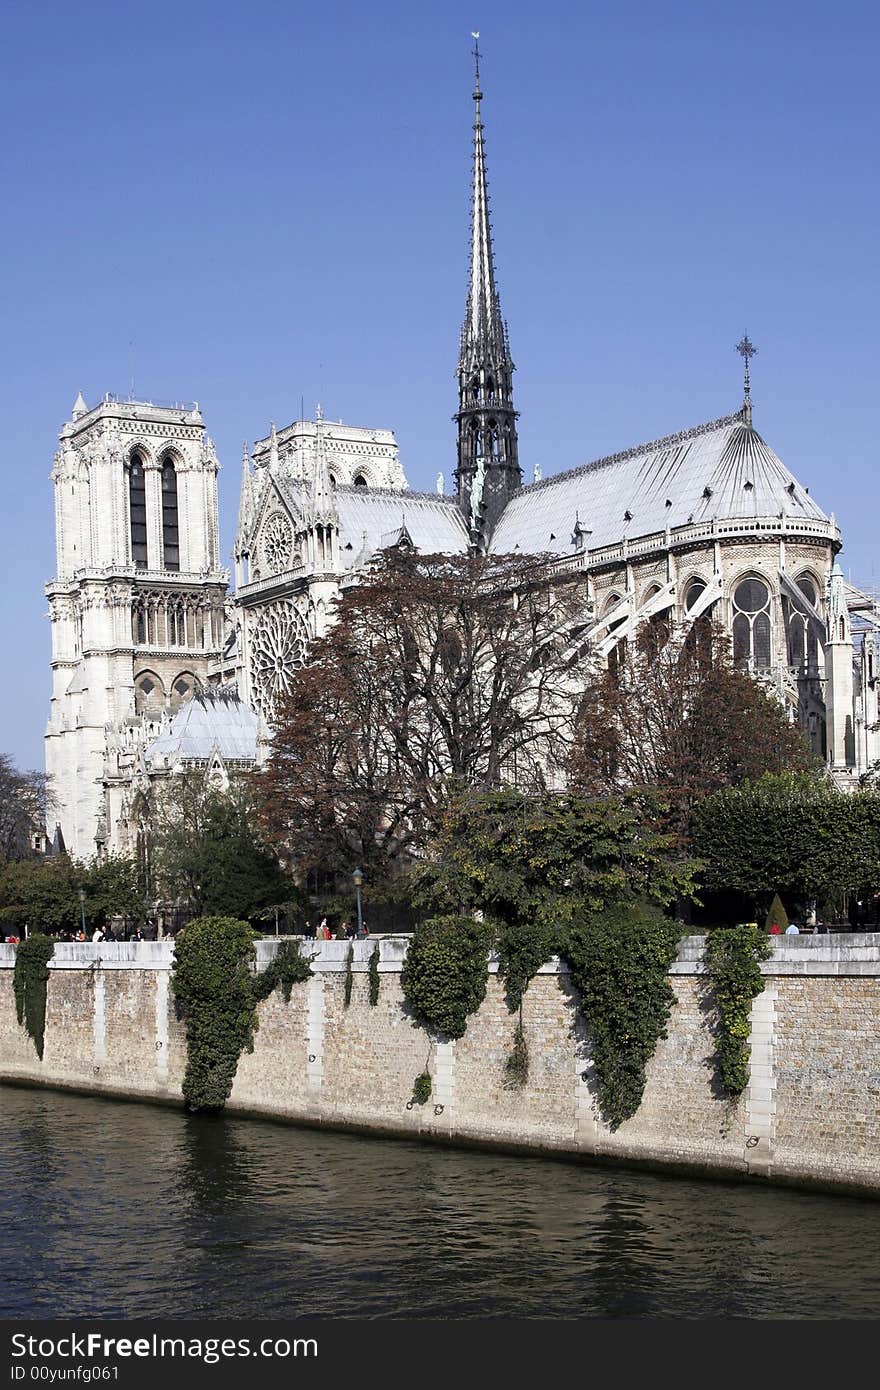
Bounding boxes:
1 1086 879 1320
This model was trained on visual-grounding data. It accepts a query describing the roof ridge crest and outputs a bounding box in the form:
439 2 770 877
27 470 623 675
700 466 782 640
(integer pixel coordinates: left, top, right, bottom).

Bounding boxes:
518 413 744 495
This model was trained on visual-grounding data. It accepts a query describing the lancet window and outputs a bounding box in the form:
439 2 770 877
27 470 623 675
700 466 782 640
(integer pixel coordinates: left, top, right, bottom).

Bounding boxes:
129 452 148 569
785 575 819 670
161 455 180 571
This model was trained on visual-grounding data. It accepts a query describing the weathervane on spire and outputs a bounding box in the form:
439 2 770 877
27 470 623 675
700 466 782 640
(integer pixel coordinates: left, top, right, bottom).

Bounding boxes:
736 333 757 425
472 31 482 100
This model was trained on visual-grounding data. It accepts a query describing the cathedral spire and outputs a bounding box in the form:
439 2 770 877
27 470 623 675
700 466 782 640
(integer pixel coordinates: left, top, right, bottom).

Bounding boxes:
454 35 521 550
736 333 757 427
236 441 254 545
310 406 338 526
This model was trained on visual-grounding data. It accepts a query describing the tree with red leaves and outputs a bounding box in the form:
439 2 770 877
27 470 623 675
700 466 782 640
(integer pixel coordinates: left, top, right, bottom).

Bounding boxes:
261 549 586 889
569 618 819 840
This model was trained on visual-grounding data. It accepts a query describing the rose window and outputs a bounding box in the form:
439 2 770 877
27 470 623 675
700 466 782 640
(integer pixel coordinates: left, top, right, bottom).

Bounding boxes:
250 603 308 720
261 515 294 574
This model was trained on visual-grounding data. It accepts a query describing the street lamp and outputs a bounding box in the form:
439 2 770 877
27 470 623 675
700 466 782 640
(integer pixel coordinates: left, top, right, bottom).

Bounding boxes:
78 887 86 939
352 867 364 937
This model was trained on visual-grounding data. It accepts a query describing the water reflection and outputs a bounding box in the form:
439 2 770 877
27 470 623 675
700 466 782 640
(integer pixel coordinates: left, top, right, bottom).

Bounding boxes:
0 1086 879 1319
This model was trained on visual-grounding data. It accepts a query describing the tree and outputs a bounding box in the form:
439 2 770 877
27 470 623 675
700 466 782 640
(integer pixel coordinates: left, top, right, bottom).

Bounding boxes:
691 773 880 910
261 549 587 887
0 855 81 932
150 772 295 922
82 855 148 927
0 754 50 862
764 893 788 933
411 787 698 930
569 620 819 840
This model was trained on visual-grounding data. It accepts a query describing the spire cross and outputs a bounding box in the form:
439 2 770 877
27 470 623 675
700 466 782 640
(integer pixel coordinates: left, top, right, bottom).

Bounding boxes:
471 31 482 100
736 333 757 399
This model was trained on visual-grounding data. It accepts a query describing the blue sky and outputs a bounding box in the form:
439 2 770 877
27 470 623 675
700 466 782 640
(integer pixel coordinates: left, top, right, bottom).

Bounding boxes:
2 0 878 770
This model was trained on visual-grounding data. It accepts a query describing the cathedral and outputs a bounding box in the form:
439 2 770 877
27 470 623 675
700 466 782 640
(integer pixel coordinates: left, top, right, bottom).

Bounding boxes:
45 51 880 861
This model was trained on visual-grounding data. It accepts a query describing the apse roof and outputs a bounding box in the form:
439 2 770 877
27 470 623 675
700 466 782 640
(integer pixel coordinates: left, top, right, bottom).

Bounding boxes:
490 413 832 558
145 691 258 766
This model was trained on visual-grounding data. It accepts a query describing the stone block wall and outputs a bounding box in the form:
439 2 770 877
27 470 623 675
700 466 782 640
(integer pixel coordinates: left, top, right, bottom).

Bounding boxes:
1 935 879 1195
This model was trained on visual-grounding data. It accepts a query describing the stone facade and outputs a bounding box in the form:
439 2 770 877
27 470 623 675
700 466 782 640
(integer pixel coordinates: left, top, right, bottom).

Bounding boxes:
45 396 228 859
2 935 879 1196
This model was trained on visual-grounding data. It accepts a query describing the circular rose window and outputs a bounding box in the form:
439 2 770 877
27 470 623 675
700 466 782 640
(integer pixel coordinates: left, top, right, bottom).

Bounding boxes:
262 515 293 574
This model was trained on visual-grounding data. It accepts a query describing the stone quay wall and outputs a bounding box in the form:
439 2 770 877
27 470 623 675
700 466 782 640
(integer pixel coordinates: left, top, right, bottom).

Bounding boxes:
1 935 879 1195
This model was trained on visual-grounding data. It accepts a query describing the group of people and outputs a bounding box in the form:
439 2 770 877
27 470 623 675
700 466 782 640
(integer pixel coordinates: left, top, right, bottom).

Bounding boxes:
306 918 370 940
0 923 159 944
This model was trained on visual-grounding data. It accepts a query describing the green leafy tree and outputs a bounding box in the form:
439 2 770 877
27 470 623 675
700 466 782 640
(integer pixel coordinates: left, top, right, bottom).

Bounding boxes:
692 773 880 908
412 788 697 930
0 856 81 933
81 855 147 928
151 773 295 921
764 894 788 933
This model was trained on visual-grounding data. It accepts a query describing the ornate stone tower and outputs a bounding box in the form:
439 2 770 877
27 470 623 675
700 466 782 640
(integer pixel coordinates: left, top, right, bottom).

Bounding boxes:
454 39 521 549
45 394 229 858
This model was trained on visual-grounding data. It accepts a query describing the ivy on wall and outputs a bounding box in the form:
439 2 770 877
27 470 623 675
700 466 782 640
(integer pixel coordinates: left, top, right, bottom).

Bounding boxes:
344 945 354 1008
368 943 380 1006
172 919 312 1112
401 915 491 1040
563 901 683 1130
12 932 55 1060
704 926 771 1095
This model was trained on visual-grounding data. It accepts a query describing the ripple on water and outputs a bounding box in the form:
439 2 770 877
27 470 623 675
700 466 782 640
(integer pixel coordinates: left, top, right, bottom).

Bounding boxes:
1 1087 880 1319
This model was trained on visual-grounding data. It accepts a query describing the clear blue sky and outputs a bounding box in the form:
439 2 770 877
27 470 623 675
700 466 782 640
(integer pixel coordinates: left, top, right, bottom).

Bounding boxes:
2 0 878 770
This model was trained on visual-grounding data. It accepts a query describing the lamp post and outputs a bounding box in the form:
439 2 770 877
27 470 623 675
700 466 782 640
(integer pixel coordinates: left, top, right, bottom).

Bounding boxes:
352 867 364 937
78 887 86 939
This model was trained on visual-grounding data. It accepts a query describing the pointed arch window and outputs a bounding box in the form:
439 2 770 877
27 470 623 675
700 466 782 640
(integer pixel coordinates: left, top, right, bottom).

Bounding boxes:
785 575 819 670
161 456 180 571
732 576 771 669
129 453 148 569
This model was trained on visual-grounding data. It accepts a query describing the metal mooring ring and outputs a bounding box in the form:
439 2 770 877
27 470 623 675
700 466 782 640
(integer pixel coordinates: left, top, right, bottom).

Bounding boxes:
746 1135 759 1149
308 1054 316 1063
405 1101 414 1111
434 1104 445 1115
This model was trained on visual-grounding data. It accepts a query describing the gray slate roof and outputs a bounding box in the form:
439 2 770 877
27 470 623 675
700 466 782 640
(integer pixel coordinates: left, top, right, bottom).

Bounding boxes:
490 414 831 558
145 692 258 766
335 487 469 567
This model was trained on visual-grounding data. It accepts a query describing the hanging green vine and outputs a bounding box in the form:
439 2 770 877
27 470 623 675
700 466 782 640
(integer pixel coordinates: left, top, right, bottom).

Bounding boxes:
368 943 380 1006
252 938 313 1003
704 926 771 1095
412 1070 432 1103
12 933 55 1060
504 1011 529 1087
563 901 682 1130
172 919 312 1112
401 915 491 1039
495 920 558 1014
344 944 354 1007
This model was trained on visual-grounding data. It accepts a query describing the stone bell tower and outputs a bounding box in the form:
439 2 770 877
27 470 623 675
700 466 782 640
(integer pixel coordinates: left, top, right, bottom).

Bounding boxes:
45 393 229 858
